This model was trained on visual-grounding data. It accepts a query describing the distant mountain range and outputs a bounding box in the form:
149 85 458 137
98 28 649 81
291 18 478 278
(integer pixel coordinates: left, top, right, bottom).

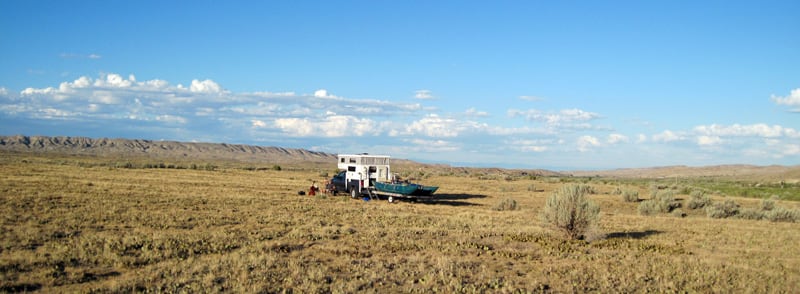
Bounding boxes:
1 135 797 181
0 135 336 164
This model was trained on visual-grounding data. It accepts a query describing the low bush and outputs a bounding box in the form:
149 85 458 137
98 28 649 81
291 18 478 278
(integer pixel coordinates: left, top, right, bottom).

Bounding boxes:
765 207 800 223
611 186 623 195
686 190 712 210
540 184 600 240
760 197 776 211
638 191 680 215
706 199 740 219
622 189 639 202
736 208 764 220
493 198 519 211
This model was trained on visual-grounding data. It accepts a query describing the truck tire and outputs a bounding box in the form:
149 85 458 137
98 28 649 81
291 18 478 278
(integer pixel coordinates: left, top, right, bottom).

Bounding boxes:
350 188 359 199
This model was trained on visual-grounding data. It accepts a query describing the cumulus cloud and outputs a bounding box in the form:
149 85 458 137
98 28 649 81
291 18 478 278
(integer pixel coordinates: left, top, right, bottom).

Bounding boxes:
414 90 434 100
652 130 684 142
464 107 489 117
400 114 488 138
607 133 629 144
771 88 800 111
251 120 267 128
697 135 722 146
507 139 552 152
314 89 331 98
273 115 381 137
509 108 600 124
190 79 222 93
693 123 799 139
577 135 601 152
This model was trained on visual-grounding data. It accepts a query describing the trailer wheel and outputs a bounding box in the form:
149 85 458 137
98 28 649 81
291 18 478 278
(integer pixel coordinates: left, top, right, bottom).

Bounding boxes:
350 188 358 199
388 196 394 203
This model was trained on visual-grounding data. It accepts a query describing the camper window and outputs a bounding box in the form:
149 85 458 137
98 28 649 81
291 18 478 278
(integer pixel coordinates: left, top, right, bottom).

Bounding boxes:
348 166 356 172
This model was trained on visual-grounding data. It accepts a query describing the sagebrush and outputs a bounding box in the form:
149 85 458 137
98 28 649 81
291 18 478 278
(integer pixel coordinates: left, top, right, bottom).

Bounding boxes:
540 184 600 240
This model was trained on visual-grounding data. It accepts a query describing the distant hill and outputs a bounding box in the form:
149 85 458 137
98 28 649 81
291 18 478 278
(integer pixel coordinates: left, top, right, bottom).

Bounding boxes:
0 135 566 177
6 135 794 181
571 165 800 182
0 135 336 164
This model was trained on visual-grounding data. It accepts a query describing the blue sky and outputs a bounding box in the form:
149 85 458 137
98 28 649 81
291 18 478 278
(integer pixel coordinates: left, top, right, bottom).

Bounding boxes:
1 1 798 170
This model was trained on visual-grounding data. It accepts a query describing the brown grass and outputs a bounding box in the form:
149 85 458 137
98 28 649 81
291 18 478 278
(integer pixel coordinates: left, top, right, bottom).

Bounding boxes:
1 152 799 292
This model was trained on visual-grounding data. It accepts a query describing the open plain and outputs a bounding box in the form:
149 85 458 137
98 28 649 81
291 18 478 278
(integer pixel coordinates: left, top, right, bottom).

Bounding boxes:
1 151 799 292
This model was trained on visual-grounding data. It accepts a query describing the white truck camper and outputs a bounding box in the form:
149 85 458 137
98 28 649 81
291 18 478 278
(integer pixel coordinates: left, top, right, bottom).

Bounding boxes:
335 154 391 198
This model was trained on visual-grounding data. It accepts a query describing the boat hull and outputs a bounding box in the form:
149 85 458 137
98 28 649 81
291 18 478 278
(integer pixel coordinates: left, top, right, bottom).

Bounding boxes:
374 181 438 196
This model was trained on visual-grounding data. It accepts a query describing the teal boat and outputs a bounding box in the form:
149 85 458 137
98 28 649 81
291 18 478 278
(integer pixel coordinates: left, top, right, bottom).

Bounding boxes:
374 181 439 196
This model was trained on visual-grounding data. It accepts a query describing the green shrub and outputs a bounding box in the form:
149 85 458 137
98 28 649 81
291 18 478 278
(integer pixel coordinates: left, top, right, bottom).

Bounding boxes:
271 165 282 171
611 186 623 195
687 190 712 210
765 207 800 223
622 189 639 202
736 208 765 220
493 198 519 211
760 197 776 211
540 184 600 240
706 199 740 218
638 200 661 216
638 191 679 215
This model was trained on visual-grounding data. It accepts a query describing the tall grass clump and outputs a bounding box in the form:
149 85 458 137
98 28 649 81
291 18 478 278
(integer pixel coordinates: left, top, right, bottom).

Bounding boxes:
638 190 680 215
622 189 639 202
686 190 712 209
493 198 519 211
736 197 800 222
706 199 740 219
540 184 600 240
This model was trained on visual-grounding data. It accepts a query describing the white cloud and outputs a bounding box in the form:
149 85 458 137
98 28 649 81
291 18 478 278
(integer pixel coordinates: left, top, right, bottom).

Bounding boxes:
406 138 459 152
414 90 434 100
697 135 722 146
636 134 648 143
60 53 102 59
0 87 8 96
190 79 222 93
509 108 600 125
251 120 267 128
519 95 544 101
464 107 489 117
785 144 800 156
404 114 460 137
401 114 487 138
507 139 552 152
155 114 187 124
607 133 629 144
652 130 684 142
273 115 380 137
94 73 133 88
577 135 601 152
771 88 800 111
314 89 331 98
693 123 799 139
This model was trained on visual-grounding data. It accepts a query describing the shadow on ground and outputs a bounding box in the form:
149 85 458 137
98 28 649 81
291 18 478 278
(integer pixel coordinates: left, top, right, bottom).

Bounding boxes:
606 230 663 240
420 193 487 206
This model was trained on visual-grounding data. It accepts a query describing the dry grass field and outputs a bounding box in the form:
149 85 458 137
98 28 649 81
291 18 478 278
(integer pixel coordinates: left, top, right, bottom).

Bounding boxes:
1 151 799 292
